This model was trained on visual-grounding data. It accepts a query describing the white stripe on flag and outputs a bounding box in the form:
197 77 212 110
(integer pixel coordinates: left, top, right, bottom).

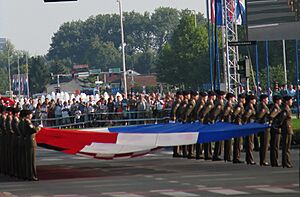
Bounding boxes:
80 143 156 154
156 133 199 146
117 132 199 146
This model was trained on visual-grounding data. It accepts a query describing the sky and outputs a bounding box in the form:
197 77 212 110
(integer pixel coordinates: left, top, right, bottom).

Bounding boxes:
0 0 207 55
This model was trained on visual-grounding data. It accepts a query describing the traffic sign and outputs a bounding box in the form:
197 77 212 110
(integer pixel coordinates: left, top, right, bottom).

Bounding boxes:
89 69 101 75
109 68 121 73
228 41 257 46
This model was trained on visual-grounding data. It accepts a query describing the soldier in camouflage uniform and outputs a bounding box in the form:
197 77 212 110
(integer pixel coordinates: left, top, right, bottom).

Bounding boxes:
280 95 294 168
232 94 246 164
200 91 217 160
221 93 236 162
12 108 21 178
194 92 208 159
5 107 14 176
256 94 270 166
170 91 183 157
211 91 226 161
269 95 282 167
177 90 191 157
0 106 6 174
184 91 198 159
243 94 257 165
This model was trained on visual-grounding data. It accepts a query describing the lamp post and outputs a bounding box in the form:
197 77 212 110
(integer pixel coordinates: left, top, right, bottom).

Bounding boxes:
6 43 12 97
192 10 197 27
117 0 128 96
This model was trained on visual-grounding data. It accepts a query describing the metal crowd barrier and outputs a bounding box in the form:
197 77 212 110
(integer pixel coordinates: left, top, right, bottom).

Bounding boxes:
32 109 171 129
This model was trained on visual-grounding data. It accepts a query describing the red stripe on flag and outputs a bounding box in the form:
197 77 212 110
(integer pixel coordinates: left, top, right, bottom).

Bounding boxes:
36 128 118 154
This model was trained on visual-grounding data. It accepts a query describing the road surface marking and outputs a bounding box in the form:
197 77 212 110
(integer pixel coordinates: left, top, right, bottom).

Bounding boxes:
168 180 179 183
154 190 198 197
40 158 63 161
246 185 270 188
182 173 230 178
102 192 145 197
208 189 249 195
257 187 299 193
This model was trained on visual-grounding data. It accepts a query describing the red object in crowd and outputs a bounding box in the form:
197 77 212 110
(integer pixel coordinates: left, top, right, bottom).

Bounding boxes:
0 97 16 107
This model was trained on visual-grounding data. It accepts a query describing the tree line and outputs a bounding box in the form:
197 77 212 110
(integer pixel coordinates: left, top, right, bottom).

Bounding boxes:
0 7 298 94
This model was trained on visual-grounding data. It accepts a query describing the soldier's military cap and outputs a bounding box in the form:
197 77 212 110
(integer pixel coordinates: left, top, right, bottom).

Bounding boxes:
176 90 183 96
191 90 198 96
238 94 246 99
22 109 32 117
6 107 13 112
247 94 257 100
260 94 268 100
217 90 226 96
12 107 20 115
226 93 235 100
183 90 190 96
20 110 25 118
272 95 282 102
199 92 208 97
283 95 293 101
208 91 216 96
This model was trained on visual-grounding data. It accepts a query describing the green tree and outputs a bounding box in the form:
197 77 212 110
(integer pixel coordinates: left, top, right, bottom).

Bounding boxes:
28 56 50 93
258 64 286 90
156 13 209 89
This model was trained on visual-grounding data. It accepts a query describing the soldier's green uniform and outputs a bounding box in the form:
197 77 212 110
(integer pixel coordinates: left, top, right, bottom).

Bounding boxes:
232 94 245 163
280 96 293 168
22 110 39 181
18 111 27 180
221 93 235 162
194 92 208 159
242 95 257 165
170 91 183 157
201 91 216 160
269 95 282 167
12 108 21 178
0 106 6 174
211 91 226 161
177 91 190 157
183 91 197 158
256 94 270 166
5 107 13 176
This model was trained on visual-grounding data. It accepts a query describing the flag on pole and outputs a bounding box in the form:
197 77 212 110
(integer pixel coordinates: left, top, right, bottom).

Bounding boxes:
211 0 223 26
236 0 246 25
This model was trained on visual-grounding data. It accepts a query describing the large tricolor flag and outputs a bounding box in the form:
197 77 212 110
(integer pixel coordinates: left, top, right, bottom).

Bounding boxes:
36 122 268 160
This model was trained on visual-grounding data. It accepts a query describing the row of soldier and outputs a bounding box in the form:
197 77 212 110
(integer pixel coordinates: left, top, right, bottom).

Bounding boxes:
170 90 293 168
0 106 39 180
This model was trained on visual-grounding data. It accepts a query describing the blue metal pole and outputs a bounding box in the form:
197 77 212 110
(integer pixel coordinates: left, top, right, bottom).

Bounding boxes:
266 41 270 100
212 0 216 90
206 0 213 90
255 43 259 95
296 40 299 119
215 25 220 89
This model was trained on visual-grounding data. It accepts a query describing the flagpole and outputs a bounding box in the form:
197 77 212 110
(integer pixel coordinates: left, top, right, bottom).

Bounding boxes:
212 0 216 91
26 54 30 98
295 40 299 119
17 55 21 98
255 43 259 94
207 0 213 90
266 41 270 100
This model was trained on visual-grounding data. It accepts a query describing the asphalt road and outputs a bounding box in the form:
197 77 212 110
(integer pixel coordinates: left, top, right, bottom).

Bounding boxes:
0 147 299 197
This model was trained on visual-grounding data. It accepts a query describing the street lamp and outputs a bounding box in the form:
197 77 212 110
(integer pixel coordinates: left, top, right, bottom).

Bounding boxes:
192 10 197 27
117 0 128 96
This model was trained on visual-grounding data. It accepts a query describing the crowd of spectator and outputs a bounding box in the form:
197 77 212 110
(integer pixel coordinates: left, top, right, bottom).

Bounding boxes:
0 83 299 128
0 92 173 128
